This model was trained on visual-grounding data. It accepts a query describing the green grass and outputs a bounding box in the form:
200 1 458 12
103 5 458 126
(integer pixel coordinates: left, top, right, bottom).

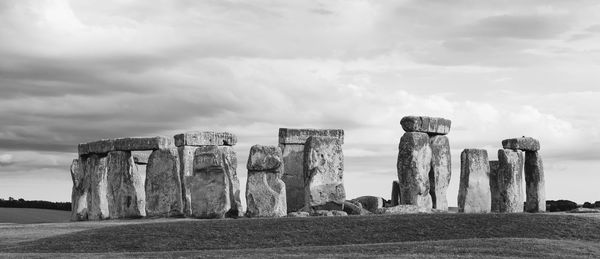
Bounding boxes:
0 207 70 224
2 213 600 255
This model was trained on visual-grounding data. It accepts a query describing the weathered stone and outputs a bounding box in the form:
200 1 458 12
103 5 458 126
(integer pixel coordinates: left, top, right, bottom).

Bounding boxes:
351 196 384 213
502 137 540 152
174 131 237 147
247 145 282 171
70 158 88 221
220 146 243 218
397 132 432 208
311 201 369 215
114 137 174 151
391 180 400 206
280 144 306 212
278 128 344 145
332 210 348 216
246 145 286 218
85 154 110 220
375 205 441 214
429 135 451 211
145 148 184 217
131 151 152 165
189 146 229 218
106 151 145 219
287 211 310 217
458 149 491 213
177 145 198 216
489 161 500 213
303 137 345 207
78 139 115 155
312 210 334 217
497 149 524 213
525 151 546 213
400 116 451 135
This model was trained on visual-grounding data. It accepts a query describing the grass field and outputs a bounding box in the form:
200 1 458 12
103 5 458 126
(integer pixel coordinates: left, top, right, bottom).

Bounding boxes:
0 207 70 224
1 213 599 257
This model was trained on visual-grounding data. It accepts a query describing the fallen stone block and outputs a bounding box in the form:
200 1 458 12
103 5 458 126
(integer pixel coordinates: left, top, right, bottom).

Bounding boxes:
106 151 146 219
525 151 546 213
246 145 287 218
311 201 369 215
397 132 432 208
287 211 310 217
489 160 500 213
278 128 344 145
400 116 451 135
502 137 540 151
429 135 451 211
497 149 524 213
113 137 174 151
303 136 346 207
375 205 443 214
70 158 89 221
145 148 184 218
174 131 237 147
458 149 491 213
351 196 384 213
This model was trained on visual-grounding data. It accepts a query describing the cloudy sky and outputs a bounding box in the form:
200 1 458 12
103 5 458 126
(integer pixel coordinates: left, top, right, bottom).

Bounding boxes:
1 0 599 206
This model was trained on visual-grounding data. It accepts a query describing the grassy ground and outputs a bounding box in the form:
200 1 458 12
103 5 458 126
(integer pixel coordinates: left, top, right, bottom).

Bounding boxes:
0 208 70 224
1 213 599 257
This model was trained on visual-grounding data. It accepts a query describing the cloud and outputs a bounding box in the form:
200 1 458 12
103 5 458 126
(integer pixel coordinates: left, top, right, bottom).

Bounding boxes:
0 154 14 166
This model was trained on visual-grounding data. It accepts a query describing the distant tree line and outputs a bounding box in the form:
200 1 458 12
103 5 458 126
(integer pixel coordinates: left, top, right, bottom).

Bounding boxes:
0 197 71 211
583 201 600 209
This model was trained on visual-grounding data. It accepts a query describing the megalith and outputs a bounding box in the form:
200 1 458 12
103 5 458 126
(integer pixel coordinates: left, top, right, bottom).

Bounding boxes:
391 180 400 206
303 136 345 208
458 149 491 213
245 145 287 217
278 128 344 212
497 149 524 213
489 160 500 212
145 148 183 217
429 135 451 211
397 132 432 208
400 116 451 135
70 158 88 221
84 154 110 220
106 151 145 218
525 151 546 212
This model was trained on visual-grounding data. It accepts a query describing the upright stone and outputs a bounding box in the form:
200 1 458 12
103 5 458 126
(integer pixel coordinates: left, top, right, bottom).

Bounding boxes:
219 146 243 218
70 158 88 221
489 161 500 212
397 132 432 208
391 180 400 206
85 154 110 220
497 149 524 213
189 146 230 218
400 116 451 135
246 145 287 217
145 148 184 217
502 137 540 152
429 135 451 210
177 145 198 216
106 151 145 218
458 149 491 213
303 136 345 207
278 128 344 212
525 151 546 212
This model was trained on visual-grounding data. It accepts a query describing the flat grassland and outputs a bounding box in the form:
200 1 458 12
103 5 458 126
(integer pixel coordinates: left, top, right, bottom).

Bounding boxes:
1 213 599 258
0 207 70 224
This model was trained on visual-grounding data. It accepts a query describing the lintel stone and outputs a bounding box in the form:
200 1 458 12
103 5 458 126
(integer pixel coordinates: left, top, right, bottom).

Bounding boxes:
278 128 344 145
174 131 237 147
114 137 174 151
400 116 451 135
78 139 115 155
502 137 540 151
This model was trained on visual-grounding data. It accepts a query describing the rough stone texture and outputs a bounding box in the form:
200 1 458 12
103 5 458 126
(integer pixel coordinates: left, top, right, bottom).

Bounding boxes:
278 128 344 145
458 149 491 213
280 144 306 212
497 149 524 213
303 137 345 207
489 161 500 213
525 151 546 213
106 151 145 219
429 135 451 211
145 148 184 217
502 137 540 152
85 154 110 220
131 151 152 165
287 211 310 217
114 137 174 151
391 180 400 206
331 210 348 216
70 158 88 221
246 145 286 218
351 196 384 213
189 146 230 218
400 116 451 135
174 131 237 147
397 132 432 208
375 205 441 214
311 201 369 215
220 146 243 218
312 210 334 217
78 139 115 155
177 145 198 216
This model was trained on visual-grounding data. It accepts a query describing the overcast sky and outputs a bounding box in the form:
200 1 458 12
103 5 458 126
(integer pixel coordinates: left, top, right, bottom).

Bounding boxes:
1 0 599 206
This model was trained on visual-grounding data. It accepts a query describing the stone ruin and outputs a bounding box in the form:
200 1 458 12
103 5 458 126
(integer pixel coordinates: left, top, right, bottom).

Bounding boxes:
245 145 287 217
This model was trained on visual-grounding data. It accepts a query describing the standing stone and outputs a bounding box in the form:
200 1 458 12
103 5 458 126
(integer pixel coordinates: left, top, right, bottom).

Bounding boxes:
303 136 345 207
219 146 243 218
189 146 230 218
429 135 451 211
458 149 491 213
246 145 287 217
145 148 184 217
131 151 152 164
70 158 88 221
177 145 198 216
525 151 546 212
400 116 451 135
497 149 524 213
391 180 400 206
279 128 344 212
106 151 145 218
489 161 500 212
397 132 432 208
85 154 110 220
